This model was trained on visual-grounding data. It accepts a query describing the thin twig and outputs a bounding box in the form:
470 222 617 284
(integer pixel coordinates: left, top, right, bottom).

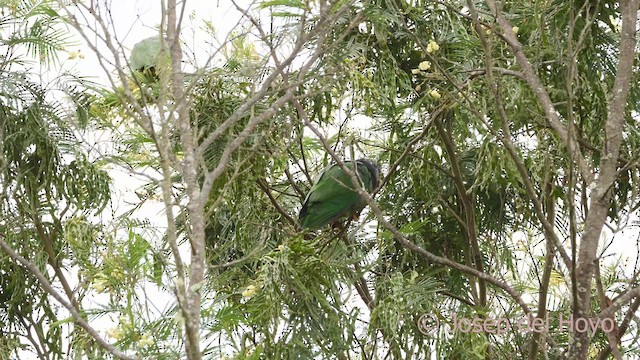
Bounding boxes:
256 178 297 227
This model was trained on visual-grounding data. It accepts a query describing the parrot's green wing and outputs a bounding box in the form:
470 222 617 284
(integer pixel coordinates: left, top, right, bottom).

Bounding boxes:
299 161 376 230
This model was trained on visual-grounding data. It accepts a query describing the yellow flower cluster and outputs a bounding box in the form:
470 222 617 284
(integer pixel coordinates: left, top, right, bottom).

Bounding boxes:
242 284 257 298
412 60 432 75
418 61 431 71
91 273 109 293
90 266 126 293
426 40 440 53
106 326 124 340
139 333 154 347
410 39 443 100
67 50 85 60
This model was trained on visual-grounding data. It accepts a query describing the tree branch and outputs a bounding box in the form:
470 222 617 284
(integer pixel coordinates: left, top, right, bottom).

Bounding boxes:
483 0 594 184
0 235 138 360
303 117 533 316
571 0 639 356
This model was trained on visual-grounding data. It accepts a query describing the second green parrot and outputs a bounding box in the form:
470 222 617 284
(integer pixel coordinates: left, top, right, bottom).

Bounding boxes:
130 36 162 72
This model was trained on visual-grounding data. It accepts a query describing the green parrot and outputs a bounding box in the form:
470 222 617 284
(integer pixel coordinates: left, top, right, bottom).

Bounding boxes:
299 158 380 230
129 36 164 74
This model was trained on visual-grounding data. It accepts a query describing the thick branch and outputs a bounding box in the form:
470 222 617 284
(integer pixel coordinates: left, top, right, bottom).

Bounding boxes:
571 0 639 356
166 1 205 358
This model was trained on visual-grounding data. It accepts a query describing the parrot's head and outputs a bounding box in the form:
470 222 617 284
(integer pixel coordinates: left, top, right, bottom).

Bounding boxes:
356 158 380 191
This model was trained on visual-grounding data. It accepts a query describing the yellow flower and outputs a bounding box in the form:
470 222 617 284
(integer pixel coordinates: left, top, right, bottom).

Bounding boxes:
512 26 519 35
139 333 154 347
91 277 108 293
429 89 441 99
426 40 440 53
242 285 257 298
415 85 422 92
106 326 124 340
112 268 124 281
411 68 421 74
418 60 431 71
67 50 85 60
118 315 132 329
276 244 285 251
91 281 105 292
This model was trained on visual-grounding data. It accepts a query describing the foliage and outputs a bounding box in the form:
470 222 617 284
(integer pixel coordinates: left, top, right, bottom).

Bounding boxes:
0 49 110 360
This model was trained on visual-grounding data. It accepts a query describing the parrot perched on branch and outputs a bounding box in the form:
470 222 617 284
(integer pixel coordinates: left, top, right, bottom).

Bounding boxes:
129 36 163 75
298 158 380 230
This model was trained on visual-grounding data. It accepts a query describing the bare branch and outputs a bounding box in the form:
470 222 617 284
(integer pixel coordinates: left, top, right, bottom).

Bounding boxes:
597 297 640 360
435 116 487 307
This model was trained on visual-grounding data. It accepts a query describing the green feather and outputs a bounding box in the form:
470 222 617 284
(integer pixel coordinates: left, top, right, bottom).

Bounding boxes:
130 36 166 72
299 159 378 230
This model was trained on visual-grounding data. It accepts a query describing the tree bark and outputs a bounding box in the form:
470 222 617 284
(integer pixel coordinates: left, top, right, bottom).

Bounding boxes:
571 1 639 357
